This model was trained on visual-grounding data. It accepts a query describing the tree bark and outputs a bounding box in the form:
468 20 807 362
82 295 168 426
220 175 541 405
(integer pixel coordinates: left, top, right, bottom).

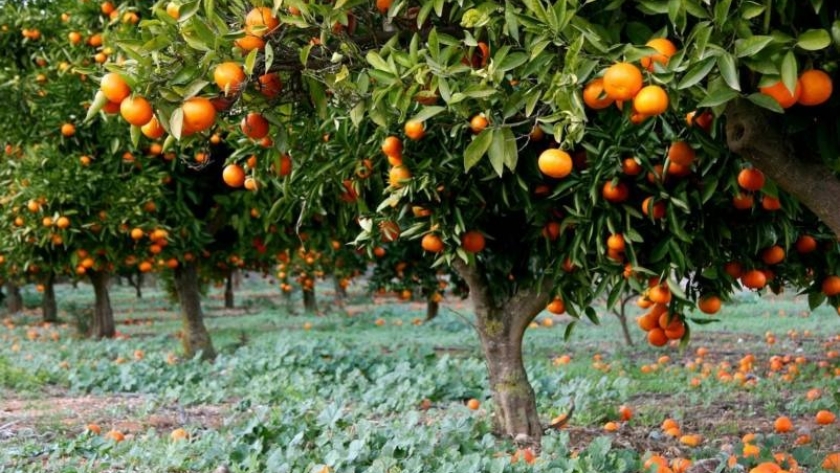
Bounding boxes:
303 287 318 314
452 259 551 450
41 272 58 323
333 277 346 308
127 273 143 299
224 270 234 309
88 270 115 339
5 282 22 314
426 298 439 321
611 295 634 347
725 98 840 236
174 261 215 361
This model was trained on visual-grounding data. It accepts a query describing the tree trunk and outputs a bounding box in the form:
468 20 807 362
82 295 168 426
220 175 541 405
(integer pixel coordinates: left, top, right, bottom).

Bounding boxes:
88 270 115 339
174 261 215 361
224 271 234 309
303 287 318 314
613 295 634 347
5 282 22 314
41 273 58 323
333 277 346 307
426 298 439 321
452 259 550 450
282 289 296 315
725 99 840 236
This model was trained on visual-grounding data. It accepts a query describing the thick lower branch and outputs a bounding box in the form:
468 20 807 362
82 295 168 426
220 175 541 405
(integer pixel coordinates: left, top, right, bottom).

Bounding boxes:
725 98 840 236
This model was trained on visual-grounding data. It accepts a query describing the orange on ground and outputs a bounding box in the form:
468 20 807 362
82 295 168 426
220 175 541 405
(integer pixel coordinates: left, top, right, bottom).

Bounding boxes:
466 398 480 410
816 410 836 425
773 415 793 433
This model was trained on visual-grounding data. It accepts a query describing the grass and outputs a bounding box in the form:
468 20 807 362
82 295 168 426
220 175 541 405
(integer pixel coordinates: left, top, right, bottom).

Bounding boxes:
0 277 839 472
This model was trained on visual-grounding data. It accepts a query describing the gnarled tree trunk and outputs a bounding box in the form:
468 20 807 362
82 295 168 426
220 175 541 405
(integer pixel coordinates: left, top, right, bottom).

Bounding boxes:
303 287 317 314
333 276 346 308
224 270 234 309
128 273 143 299
41 272 58 323
88 270 115 338
174 261 215 361
426 298 439 321
453 259 551 450
5 282 22 314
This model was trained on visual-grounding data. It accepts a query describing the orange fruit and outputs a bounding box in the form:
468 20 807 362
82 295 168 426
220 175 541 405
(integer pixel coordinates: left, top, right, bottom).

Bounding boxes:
376 0 392 14
257 73 282 99
235 35 265 52
798 69 833 106
741 270 767 290
61 123 76 137
697 295 721 314
618 405 633 421
461 230 485 253
816 410 836 425
170 428 189 441
181 97 216 135
56 216 70 229
538 149 573 178
602 181 629 203
68 31 82 45
466 398 480 410
760 245 785 265
732 192 754 210
622 157 642 176
130 228 144 240
643 455 670 473
641 196 666 219
214 62 246 95
737 168 765 191
245 7 279 37
668 141 695 166
275 153 292 176
760 79 802 109
222 164 246 188
761 195 781 211
686 110 713 131
381 136 403 159
633 85 669 116
120 96 154 126
795 235 817 253
244 177 258 191
723 261 743 278
404 120 425 140
470 114 489 133
165 2 180 19
141 116 165 139
647 328 668 346
822 275 840 296
823 452 840 471
640 38 677 71
546 297 565 314
773 415 793 433
606 233 625 252
104 430 125 442
421 233 444 253
100 72 130 103
582 78 614 109
388 165 411 188
603 63 643 101
86 423 102 435
240 113 269 139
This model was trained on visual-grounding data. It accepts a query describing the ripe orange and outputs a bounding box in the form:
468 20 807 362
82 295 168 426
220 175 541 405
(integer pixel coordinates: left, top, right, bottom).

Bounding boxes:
647 328 668 347
466 398 480 410
686 110 713 131
795 235 817 253
760 79 802 109
165 2 180 19
222 164 246 188
822 276 840 296
798 69 833 106
737 168 765 191
101 1 115 15
214 62 246 95
244 177 258 191
640 38 677 71
100 72 130 103
668 141 695 166
606 233 625 252
546 297 565 314
120 96 154 126
761 195 781 211
245 7 279 37
741 270 767 289
602 181 629 203
241 113 269 139
376 0 392 14
760 245 785 265
582 78 614 109
61 123 76 137
86 423 102 435
104 430 125 442
275 153 292 176
421 233 444 253
56 216 70 229
130 228 144 240
773 415 793 433
622 157 642 176
732 192 754 210
181 97 216 135
697 295 721 314
538 149 573 178
460 230 486 253
170 428 189 441
68 31 82 45
633 85 669 116
141 116 165 139
618 405 633 421
379 221 400 242
388 165 411 188
824 452 840 471
404 120 425 140
257 73 282 98
816 410 836 425
381 136 403 159
603 63 643 101
641 196 666 219
470 114 489 133
234 35 265 52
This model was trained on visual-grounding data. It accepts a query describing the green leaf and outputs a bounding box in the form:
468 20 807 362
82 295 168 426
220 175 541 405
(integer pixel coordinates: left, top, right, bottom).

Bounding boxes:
502 128 518 171
746 92 784 113
244 48 258 76
496 52 528 73
366 51 392 73
265 42 274 73
717 53 740 91
85 91 109 122
808 290 826 310
797 29 831 51
677 57 716 89
697 88 740 108
563 320 576 341
487 129 515 177
169 108 184 140
464 129 493 172
780 50 798 95
130 125 141 148
409 106 445 123
734 35 774 57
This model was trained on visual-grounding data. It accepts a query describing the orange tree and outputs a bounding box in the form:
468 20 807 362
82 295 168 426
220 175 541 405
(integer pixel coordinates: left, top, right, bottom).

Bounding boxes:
0 0 166 335
102 0 840 449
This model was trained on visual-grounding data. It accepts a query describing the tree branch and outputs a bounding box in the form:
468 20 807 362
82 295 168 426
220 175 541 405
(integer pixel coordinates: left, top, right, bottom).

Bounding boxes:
451 257 497 312
725 98 840 237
